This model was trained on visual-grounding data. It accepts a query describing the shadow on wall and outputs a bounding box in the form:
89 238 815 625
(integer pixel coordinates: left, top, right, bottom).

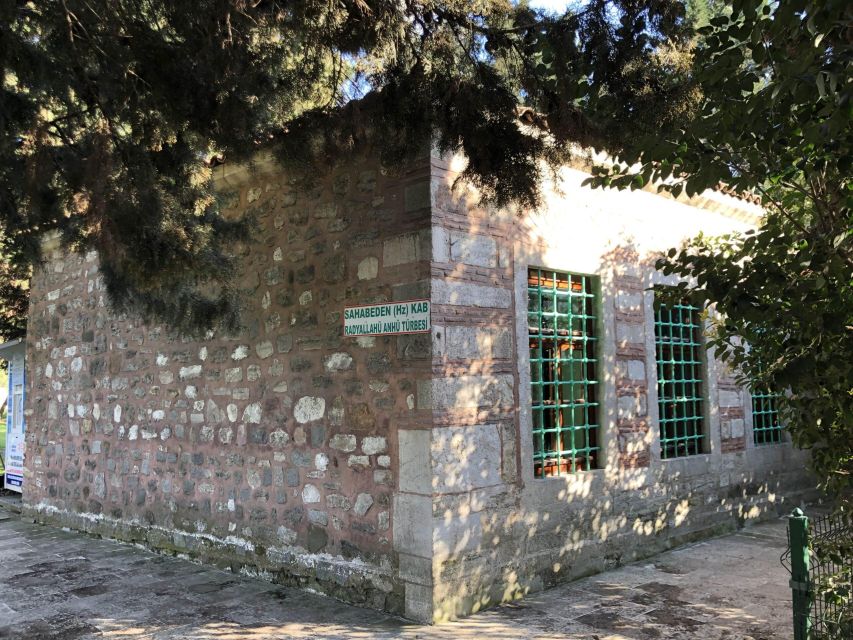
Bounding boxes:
18 149 813 625
24 155 442 618
421 155 812 620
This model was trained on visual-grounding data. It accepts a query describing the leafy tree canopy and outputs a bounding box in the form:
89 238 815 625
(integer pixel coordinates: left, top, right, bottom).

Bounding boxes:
3 1 850 505
590 0 852 501
1 0 696 336
0 250 27 340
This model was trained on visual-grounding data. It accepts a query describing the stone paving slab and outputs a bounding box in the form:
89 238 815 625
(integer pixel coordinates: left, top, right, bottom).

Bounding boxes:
0 509 792 639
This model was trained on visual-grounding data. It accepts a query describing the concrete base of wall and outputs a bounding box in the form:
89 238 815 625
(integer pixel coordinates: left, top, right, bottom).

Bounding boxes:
24 501 405 617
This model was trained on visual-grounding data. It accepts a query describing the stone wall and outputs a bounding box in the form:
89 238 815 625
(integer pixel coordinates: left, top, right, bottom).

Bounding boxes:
22 148 816 624
415 153 815 621
23 152 435 616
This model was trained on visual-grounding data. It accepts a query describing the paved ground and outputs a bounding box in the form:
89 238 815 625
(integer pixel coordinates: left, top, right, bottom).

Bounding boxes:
0 501 793 639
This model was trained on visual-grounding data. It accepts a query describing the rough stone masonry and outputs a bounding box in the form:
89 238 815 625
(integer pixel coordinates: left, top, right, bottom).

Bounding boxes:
22 148 814 623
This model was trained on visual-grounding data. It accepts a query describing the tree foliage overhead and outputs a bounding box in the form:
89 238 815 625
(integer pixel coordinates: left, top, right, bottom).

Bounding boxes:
591 0 852 500
1 0 697 336
0 248 27 340
4 1 850 506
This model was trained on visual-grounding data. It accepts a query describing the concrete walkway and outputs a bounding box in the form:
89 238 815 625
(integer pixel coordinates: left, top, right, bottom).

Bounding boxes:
0 504 793 639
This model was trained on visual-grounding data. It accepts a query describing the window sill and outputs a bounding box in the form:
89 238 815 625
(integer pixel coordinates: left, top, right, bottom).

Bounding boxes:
531 466 606 481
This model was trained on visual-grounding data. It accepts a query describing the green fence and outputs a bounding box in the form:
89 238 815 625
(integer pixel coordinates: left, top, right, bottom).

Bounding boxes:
784 509 853 639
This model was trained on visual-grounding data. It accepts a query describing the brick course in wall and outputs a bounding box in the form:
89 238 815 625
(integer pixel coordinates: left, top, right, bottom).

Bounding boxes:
612 265 652 469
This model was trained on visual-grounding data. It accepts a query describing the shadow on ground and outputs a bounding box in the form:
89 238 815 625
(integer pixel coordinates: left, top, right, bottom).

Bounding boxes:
0 508 791 640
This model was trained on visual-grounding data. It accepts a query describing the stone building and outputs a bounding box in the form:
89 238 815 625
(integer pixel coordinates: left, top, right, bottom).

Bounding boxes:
22 149 811 623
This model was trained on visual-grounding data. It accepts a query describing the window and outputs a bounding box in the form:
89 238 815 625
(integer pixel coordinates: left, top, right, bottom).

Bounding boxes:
752 388 783 445
528 268 599 477
654 298 705 459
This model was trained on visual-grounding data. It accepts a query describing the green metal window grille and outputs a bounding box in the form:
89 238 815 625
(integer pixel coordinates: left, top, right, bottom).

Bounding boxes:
752 388 783 445
528 268 599 477
654 298 705 459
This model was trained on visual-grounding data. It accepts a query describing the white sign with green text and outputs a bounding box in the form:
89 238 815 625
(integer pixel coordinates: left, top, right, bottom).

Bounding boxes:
343 299 430 337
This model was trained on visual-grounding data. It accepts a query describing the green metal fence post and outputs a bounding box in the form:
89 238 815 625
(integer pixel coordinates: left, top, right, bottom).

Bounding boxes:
790 508 812 640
